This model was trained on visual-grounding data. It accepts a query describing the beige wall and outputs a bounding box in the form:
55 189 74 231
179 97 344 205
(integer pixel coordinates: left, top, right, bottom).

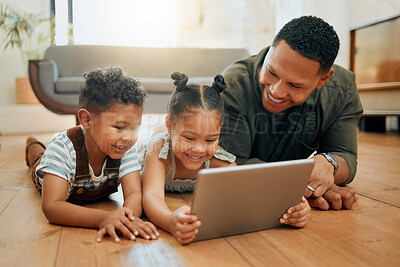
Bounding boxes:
0 0 399 106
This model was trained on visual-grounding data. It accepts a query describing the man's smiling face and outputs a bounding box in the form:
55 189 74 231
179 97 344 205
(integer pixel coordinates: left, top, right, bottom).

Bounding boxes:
258 40 333 114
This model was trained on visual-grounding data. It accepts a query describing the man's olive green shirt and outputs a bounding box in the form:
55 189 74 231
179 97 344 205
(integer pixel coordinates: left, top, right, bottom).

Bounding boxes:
220 47 363 184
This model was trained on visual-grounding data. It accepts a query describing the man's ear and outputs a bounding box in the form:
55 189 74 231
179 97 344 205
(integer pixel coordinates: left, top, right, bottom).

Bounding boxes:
78 109 92 129
165 115 172 135
316 69 334 89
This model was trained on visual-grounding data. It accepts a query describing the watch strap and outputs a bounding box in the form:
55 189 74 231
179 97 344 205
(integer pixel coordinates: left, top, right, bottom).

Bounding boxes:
321 152 339 175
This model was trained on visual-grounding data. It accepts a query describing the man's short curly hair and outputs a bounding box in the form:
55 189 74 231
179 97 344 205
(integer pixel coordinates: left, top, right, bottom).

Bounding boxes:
79 65 147 114
272 16 340 74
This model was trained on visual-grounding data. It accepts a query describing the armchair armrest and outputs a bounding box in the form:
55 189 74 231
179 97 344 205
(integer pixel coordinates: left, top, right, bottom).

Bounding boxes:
28 60 79 115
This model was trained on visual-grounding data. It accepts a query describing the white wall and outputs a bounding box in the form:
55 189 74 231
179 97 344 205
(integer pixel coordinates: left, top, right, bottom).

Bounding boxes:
350 0 400 26
0 0 49 106
0 0 399 106
273 0 351 68
272 0 399 69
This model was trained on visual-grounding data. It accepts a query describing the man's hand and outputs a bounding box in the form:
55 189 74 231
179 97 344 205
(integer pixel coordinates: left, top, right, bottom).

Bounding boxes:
304 154 335 198
307 184 359 210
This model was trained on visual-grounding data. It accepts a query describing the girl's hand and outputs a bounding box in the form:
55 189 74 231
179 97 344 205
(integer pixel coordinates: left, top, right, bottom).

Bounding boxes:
279 197 310 228
168 205 201 245
96 207 138 243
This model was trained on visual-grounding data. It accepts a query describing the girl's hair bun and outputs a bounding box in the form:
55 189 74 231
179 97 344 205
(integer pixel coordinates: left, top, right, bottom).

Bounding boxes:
171 72 188 92
212 74 226 94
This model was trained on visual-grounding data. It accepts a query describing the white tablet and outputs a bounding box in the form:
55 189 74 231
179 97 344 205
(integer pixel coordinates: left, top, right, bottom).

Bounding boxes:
191 159 314 241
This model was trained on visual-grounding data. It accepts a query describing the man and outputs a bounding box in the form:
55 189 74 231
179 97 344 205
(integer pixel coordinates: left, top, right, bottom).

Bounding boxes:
220 16 363 210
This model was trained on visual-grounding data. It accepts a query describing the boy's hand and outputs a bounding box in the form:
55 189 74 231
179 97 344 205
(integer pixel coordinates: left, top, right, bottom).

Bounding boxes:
131 216 160 240
279 197 310 228
96 207 160 243
168 205 201 245
96 207 138 243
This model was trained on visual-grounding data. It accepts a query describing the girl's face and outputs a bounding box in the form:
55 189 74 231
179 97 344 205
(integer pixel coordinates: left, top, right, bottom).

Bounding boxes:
166 109 222 171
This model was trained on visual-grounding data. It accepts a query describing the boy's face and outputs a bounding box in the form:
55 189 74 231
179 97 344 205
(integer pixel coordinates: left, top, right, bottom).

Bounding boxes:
166 109 222 171
258 40 333 113
86 103 143 159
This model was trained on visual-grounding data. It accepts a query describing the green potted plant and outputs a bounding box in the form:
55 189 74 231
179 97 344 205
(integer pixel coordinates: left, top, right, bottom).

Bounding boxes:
0 3 50 104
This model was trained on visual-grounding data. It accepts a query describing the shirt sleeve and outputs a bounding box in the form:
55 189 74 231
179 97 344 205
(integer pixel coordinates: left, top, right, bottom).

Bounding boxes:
318 79 363 185
220 74 259 165
36 137 74 181
119 145 141 178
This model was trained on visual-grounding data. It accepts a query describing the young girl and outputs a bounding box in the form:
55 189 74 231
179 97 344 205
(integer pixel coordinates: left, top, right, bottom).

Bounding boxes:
140 72 310 245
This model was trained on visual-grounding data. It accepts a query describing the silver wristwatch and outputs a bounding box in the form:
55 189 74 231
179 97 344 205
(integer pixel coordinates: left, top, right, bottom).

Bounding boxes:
321 153 339 175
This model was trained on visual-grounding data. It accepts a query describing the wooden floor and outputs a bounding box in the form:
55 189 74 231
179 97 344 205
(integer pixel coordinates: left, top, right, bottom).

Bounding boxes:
0 130 399 267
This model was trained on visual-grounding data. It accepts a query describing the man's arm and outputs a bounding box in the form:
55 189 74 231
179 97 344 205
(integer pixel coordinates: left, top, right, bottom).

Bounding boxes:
306 72 363 209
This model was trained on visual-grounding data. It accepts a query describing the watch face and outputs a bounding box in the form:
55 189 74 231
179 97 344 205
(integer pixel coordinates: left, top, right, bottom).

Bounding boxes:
323 153 338 174
328 153 339 166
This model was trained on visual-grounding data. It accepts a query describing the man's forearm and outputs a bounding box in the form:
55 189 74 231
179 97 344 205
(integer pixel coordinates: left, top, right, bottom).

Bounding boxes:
333 155 350 186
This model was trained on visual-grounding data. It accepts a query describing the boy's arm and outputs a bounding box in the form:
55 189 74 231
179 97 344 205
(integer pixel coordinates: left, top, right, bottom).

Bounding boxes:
120 171 159 240
41 173 109 228
120 171 142 217
42 173 149 242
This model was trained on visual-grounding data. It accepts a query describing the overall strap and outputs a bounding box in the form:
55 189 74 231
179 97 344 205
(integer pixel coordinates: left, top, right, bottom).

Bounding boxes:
67 126 91 181
67 126 121 180
66 126 122 204
105 156 121 173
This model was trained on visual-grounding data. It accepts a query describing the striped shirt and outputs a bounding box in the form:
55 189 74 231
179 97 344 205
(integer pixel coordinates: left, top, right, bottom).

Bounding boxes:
36 129 141 199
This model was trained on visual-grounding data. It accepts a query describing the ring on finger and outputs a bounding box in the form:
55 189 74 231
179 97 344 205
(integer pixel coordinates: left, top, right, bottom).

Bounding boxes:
307 185 316 192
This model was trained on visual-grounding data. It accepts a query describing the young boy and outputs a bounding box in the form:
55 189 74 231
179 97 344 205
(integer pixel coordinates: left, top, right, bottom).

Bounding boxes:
25 65 159 243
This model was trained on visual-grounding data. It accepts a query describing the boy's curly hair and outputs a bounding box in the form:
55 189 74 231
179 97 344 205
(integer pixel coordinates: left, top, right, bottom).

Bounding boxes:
272 16 340 74
79 65 147 114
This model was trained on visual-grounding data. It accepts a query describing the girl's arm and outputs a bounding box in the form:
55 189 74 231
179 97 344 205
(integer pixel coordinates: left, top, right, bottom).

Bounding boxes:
141 139 175 232
142 139 200 244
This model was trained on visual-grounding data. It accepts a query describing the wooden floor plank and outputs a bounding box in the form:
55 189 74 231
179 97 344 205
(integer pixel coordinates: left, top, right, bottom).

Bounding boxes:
0 188 61 267
0 189 17 214
349 176 398 194
0 136 24 170
0 169 34 191
362 189 400 207
303 196 400 266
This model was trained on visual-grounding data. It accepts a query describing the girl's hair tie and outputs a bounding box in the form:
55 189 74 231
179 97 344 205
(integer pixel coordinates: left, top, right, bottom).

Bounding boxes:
212 74 227 94
171 72 188 92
